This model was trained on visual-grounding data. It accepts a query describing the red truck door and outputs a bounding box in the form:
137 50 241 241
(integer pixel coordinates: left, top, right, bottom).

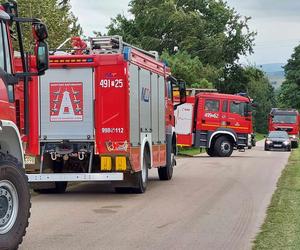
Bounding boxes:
201 97 221 131
220 100 228 127
226 100 249 133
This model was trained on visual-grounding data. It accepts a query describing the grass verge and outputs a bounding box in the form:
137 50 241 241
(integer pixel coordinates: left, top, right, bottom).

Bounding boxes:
255 133 266 142
178 147 203 157
253 147 300 250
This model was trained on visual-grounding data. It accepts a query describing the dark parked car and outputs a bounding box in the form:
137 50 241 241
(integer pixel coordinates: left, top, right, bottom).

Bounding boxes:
264 131 291 151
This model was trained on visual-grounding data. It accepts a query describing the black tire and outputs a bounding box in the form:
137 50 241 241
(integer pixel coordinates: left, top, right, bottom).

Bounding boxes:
248 146 252 150
132 151 148 194
0 155 31 249
34 181 68 194
214 136 233 157
158 145 175 181
206 147 215 157
114 187 133 194
264 146 269 151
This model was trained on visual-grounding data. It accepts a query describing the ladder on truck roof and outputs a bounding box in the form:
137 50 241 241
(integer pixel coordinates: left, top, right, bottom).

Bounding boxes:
90 36 159 60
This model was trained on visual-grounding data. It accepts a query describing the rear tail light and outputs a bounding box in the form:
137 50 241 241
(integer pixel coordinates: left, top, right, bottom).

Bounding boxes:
115 156 127 171
100 156 112 171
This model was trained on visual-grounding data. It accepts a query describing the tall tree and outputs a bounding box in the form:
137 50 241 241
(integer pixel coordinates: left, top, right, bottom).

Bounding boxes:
107 0 256 68
278 82 300 109
160 50 220 88
9 0 82 51
221 65 276 133
284 44 300 86
278 44 300 109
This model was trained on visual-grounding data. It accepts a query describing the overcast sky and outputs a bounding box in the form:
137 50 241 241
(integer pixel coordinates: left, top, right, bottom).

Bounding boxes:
70 0 300 65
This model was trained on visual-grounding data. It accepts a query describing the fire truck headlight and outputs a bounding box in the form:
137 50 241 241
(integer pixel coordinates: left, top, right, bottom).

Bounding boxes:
101 156 112 171
115 156 127 171
291 135 297 139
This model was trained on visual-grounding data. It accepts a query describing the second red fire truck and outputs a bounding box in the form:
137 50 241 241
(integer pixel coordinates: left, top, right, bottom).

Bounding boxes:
21 36 186 194
268 108 300 148
175 91 254 157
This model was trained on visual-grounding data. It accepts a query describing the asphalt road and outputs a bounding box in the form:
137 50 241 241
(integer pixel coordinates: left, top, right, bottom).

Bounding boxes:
21 141 290 250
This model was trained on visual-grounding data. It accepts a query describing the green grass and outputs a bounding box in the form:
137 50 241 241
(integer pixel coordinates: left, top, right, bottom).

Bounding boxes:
178 147 203 157
253 147 300 250
255 133 266 142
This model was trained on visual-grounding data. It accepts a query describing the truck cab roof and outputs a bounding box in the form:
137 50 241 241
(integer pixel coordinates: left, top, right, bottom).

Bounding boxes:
196 92 250 102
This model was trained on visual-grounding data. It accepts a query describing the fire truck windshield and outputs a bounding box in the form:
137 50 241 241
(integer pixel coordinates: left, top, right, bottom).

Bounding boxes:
273 115 297 124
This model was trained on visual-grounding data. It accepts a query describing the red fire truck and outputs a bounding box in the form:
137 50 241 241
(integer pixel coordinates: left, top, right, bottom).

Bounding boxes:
0 1 48 248
23 36 186 194
175 91 254 157
268 108 300 148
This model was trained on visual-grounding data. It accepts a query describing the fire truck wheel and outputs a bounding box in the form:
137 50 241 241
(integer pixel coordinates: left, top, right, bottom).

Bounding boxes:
0 156 31 250
214 136 233 157
206 148 215 157
158 149 175 181
132 151 149 193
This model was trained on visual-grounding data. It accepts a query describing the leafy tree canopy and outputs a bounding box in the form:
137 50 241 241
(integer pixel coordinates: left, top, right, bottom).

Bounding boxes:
278 43 300 110
221 66 275 133
284 44 300 86
7 0 82 51
107 0 256 68
278 82 300 110
160 50 218 88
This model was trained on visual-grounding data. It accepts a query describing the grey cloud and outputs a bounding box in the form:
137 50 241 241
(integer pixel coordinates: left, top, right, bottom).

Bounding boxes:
70 0 130 34
226 0 300 19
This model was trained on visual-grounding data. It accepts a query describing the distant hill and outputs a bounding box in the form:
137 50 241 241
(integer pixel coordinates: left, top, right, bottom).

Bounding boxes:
260 63 284 73
259 63 285 89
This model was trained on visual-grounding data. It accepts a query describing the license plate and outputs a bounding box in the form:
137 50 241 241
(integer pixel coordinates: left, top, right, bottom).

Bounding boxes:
273 144 282 148
25 156 36 165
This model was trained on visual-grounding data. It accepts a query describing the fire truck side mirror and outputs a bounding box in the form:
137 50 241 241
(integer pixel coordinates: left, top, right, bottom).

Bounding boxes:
36 41 49 75
179 81 186 104
32 22 48 41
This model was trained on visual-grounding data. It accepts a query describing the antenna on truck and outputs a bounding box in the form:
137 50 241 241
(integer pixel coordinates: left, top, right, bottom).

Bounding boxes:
90 36 159 60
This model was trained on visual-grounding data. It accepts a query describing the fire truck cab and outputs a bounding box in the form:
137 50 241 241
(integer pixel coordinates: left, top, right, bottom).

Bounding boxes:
268 108 299 148
175 92 254 157
24 36 186 194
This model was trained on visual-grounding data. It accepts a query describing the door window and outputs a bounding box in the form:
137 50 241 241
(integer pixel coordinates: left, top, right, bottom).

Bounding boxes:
0 21 14 102
230 101 246 116
0 22 5 71
167 79 173 100
205 99 220 112
2 22 11 73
